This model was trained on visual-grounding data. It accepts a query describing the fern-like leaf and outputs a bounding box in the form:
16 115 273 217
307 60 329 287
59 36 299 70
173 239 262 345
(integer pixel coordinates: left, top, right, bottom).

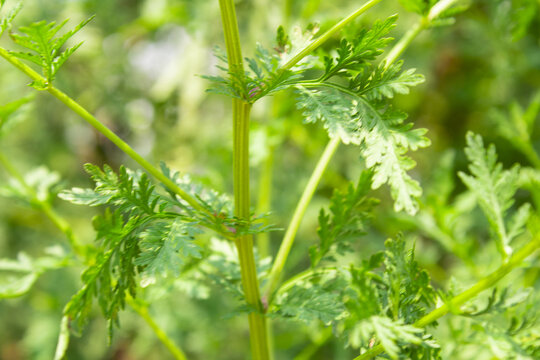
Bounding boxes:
0 1 20 38
458 132 530 258
310 171 378 267
322 15 397 80
135 219 202 287
295 86 360 144
352 61 425 100
9 16 94 84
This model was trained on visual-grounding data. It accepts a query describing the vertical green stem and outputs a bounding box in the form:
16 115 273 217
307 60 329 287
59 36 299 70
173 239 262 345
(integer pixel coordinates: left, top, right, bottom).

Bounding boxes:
218 0 270 358
127 296 188 360
256 149 274 258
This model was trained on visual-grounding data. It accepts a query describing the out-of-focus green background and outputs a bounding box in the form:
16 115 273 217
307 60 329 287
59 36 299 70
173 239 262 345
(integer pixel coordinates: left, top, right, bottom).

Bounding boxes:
0 0 539 359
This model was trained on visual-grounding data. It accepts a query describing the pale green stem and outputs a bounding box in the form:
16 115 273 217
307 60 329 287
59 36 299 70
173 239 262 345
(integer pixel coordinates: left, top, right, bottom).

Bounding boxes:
0 152 188 359
383 20 426 66
275 266 338 297
0 47 206 216
265 0 459 300
256 149 274 258
218 0 270 358
354 234 540 360
264 137 340 299
0 152 84 256
281 0 385 71
127 296 188 360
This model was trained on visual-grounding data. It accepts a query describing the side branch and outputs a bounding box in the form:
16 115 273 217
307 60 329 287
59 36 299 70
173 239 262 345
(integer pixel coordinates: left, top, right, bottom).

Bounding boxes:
354 234 540 360
0 47 207 215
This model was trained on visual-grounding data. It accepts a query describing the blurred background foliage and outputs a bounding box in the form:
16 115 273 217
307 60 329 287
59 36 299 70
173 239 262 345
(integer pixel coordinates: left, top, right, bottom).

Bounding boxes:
0 0 539 359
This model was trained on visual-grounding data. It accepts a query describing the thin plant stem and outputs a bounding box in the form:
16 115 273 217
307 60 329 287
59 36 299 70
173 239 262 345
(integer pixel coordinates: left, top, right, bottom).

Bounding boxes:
126 296 188 360
383 21 426 67
264 137 340 299
0 47 205 216
354 234 540 360
218 0 270 358
0 152 84 256
0 47 239 241
0 152 189 360
281 0 385 71
266 0 461 301
256 149 274 258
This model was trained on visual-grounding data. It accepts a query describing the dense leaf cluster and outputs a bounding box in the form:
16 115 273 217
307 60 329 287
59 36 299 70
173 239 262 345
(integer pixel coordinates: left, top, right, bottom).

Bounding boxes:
208 15 431 215
59 164 270 335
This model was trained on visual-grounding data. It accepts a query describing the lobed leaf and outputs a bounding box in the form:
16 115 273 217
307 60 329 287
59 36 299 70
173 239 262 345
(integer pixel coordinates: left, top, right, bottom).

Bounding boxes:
9 16 94 83
458 132 529 257
271 274 348 325
0 248 69 299
322 15 397 80
348 316 424 359
0 1 20 38
352 61 425 100
136 219 202 287
295 86 359 144
310 171 379 267
0 95 33 137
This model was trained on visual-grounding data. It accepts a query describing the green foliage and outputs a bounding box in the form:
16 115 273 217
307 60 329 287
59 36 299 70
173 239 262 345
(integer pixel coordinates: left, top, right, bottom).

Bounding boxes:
342 237 438 357
0 166 61 204
322 15 396 78
348 316 426 359
207 16 428 215
135 219 202 287
295 86 359 143
60 164 227 335
271 273 348 325
351 61 425 101
293 15 429 215
0 1 20 38
0 95 33 136
273 237 440 357
310 171 378 267
505 0 539 41
459 132 530 258
0 247 69 298
491 91 540 168
9 16 94 86
203 44 304 102
0 0 539 359
398 0 438 15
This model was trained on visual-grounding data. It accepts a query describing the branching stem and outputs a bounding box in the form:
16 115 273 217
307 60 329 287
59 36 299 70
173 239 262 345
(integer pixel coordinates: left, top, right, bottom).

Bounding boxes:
0 47 205 215
281 0 385 71
0 152 84 256
354 234 540 360
0 152 188 359
218 0 270 358
266 0 460 301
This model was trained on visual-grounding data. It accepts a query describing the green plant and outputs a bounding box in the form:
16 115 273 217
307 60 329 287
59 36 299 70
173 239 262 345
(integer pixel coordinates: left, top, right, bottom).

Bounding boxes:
0 0 539 359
